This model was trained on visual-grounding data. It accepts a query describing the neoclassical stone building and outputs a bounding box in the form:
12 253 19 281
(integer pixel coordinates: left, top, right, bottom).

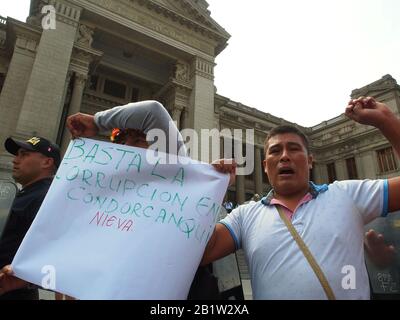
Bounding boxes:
0 0 399 190
0 0 230 179
0 0 399 299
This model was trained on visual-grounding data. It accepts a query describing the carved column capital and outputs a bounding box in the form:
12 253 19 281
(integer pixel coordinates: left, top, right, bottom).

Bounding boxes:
29 0 82 28
191 57 215 81
74 72 88 87
174 61 190 83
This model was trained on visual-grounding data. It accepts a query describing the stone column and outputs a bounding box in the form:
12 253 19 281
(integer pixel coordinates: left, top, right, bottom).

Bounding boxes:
312 163 328 184
236 173 245 205
354 154 364 179
189 56 216 162
55 69 73 143
336 159 347 180
180 108 189 130
14 1 81 141
60 72 87 153
158 62 191 131
171 105 183 130
172 62 191 131
360 151 377 179
254 147 263 195
0 32 38 148
0 26 40 175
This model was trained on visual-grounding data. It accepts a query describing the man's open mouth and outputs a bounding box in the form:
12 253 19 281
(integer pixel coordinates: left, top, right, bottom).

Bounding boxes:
278 168 295 176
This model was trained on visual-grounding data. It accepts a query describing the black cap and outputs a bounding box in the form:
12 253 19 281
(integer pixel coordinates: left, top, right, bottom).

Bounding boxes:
5 136 61 168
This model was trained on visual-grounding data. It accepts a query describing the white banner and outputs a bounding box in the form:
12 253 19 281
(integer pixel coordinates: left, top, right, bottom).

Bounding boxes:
12 138 229 299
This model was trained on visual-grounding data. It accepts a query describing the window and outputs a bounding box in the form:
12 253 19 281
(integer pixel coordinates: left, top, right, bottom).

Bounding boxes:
131 87 139 102
88 75 98 91
377 147 398 173
327 162 337 183
103 79 126 99
231 140 244 161
221 137 234 159
346 157 358 179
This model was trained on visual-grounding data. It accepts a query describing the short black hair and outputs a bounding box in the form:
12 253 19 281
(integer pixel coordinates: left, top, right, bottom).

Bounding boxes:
264 125 310 154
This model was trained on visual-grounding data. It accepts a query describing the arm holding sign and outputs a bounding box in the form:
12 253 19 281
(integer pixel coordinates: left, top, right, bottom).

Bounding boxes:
94 100 177 136
0 265 76 299
67 100 171 137
211 158 236 188
67 100 187 156
0 265 28 295
201 159 237 266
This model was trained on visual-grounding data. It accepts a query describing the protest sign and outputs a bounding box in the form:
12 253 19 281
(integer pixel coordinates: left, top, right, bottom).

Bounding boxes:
12 138 229 299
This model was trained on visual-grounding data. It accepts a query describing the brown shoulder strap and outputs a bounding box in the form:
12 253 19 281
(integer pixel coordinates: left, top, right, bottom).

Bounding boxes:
276 206 336 300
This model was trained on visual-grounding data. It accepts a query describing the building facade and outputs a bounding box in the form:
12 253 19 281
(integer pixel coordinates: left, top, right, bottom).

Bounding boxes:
0 0 230 179
0 0 399 299
1 1 399 188
216 74 400 205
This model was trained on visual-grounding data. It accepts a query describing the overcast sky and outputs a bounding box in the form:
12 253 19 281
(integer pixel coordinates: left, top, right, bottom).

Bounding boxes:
1 0 399 127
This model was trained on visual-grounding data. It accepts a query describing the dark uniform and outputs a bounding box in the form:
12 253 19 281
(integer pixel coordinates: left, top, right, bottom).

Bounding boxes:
0 178 52 300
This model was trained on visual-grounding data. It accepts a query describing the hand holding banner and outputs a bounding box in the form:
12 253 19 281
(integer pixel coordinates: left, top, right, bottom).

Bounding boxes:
12 138 229 299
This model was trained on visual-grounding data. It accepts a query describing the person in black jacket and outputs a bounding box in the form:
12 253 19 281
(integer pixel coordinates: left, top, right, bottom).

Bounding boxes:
0 136 60 300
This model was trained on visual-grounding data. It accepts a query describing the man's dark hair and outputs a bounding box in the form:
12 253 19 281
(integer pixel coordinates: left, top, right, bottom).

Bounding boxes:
264 125 310 155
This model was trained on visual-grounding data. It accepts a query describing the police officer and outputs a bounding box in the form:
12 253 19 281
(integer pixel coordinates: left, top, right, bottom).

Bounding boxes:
0 136 60 300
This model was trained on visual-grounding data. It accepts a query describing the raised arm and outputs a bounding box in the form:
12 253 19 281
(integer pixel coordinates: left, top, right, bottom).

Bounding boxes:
345 97 400 213
67 100 187 156
94 101 171 133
